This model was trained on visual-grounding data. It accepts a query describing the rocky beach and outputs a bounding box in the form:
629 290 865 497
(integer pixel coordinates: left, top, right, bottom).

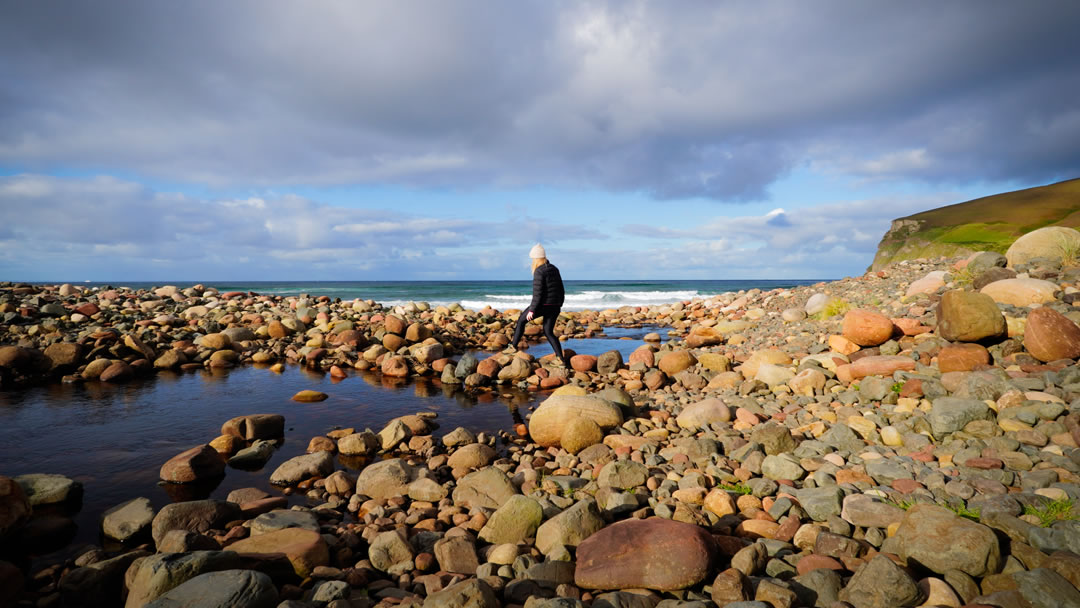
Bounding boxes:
2 227 1080 608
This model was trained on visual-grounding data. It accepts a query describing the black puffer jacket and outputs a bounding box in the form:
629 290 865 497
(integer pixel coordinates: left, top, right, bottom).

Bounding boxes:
529 262 565 309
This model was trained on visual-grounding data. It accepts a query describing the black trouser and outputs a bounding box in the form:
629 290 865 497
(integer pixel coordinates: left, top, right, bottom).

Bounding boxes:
511 305 566 361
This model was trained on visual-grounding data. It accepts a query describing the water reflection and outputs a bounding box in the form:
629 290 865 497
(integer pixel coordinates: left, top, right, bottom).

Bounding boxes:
0 329 657 562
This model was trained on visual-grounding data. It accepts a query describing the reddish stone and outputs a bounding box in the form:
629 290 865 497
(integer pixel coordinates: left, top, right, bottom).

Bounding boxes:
160 445 225 483
848 355 916 380
570 355 598 372
540 377 563 389
796 554 845 575
75 302 100 316
892 318 931 336
381 356 409 378
899 379 924 398
835 469 873 485
842 310 895 347
891 479 925 494
383 315 406 336
222 291 245 299
629 346 655 367
963 458 1003 470
575 518 716 591
476 358 501 378
99 360 133 382
1025 307 1080 362
938 343 991 373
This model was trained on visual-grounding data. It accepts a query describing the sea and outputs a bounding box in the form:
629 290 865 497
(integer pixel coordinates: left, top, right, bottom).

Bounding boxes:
71 279 825 310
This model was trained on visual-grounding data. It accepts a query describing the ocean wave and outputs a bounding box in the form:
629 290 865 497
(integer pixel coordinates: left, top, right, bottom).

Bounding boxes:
380 289 716 311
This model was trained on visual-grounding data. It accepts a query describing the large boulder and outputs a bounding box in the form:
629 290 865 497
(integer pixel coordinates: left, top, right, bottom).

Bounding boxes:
225 528 329 578
355 458 415 500
841 309 895 346
575 518 715 591
892 504 1001 577
14 473 83 506
124 551 242 607
676 398 732 430
159 445 225 484
1005 225 1080 267
143 569 277 608
102 497 154 542
150 500 241 545
981 278 1059 307
528 395 623 448
936 290 1006 342
1025 307 1080 362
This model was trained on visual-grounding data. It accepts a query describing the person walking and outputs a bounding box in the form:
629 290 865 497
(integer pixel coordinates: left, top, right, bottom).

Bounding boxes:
508 243 570 366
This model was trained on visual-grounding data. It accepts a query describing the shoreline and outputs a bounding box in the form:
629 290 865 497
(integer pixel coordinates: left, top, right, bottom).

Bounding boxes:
2 253 1080 607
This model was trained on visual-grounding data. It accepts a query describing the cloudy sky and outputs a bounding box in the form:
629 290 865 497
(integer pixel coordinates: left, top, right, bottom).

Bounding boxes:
1 1 1078 282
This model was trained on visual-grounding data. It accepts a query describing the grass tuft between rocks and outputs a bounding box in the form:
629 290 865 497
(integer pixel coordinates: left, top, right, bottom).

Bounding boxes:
1022 498 1078 528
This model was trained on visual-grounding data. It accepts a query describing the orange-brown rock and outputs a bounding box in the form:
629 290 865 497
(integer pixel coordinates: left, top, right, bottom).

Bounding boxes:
381 356 409 377
575 518 716 591
160 445 225 483
659 350 697 375
841 310 895 346
227 527 329 578
383 315 406 336
570 355 597 372
1025 307 1080 362
847 355 916 380
937 343 991 373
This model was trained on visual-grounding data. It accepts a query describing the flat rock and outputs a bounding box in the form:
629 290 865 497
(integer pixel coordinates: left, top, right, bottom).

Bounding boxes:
929 397 992 439
125 551 242 607
892 504 1001 577
102 496 154 542
268 451 334 486
151 499 241 545
575 517 716 591
249 509 318 536
15 473 83 506
143 569 277 608
226 527 329 578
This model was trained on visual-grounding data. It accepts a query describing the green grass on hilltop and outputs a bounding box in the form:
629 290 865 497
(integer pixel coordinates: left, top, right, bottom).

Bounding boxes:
871 177 1080 270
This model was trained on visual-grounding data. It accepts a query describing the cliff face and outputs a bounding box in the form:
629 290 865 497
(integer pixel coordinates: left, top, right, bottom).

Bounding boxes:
869 178 1080 271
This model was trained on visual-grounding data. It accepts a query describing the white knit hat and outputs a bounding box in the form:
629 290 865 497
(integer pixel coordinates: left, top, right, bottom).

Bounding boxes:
529 243 546 259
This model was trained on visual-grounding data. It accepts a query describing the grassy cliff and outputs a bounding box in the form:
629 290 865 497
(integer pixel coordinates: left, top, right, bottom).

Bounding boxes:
870 178 1080 270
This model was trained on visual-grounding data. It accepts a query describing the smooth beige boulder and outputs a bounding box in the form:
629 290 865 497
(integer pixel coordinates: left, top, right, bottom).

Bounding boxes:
1005 226 1080 267
980 278 1058 307
528 395 623 448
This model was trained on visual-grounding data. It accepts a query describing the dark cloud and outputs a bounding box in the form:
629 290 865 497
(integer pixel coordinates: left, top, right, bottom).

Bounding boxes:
1 1 1077 199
